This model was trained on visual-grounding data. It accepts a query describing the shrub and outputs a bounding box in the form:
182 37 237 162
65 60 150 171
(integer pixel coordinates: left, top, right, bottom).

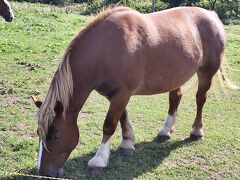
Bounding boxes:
10 0 240 22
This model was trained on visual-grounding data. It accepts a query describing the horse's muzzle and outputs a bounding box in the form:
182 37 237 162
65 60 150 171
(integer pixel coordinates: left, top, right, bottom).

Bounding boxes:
5 16 13 22
38 167 63 178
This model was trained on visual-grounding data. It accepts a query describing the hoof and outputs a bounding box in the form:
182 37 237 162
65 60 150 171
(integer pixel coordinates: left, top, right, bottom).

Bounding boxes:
86 166 104 175
157 135 170 143
119 147 135 156
190 133 203 141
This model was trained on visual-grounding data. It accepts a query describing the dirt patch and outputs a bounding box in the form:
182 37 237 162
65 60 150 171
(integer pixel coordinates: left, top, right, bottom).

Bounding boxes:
164 156 206 168
79 112 93 118
0 95 20 107
8 121 37 140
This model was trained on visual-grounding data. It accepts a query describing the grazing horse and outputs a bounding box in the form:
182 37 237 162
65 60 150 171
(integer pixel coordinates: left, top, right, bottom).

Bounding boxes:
0 0 14 22
32 6 230 177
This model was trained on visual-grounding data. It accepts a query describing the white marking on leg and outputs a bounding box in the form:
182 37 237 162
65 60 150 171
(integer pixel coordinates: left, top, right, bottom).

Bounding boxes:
158 112 177 136
38 140 43 171
191 127 204 136
119 139 135 150
88 140 110 168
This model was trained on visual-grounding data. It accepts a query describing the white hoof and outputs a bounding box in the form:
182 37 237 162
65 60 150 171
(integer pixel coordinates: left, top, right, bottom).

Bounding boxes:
170 125 175 133
158 127 171 137
191 127 204 136
87 141 110 168
158 113 177 136
88 155 108 168
119 139 135 150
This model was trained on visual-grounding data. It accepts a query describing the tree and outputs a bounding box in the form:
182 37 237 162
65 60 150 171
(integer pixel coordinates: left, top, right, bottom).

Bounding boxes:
152 0 156 12
161 0 201 7
208 0 217 10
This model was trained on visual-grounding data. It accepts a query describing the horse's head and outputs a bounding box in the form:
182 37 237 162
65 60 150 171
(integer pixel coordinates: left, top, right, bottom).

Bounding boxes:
31 96 79 177
0 0 14 22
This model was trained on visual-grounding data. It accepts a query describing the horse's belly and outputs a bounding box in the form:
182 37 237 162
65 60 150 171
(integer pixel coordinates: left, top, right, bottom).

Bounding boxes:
132 59 198 95
133 73 194 95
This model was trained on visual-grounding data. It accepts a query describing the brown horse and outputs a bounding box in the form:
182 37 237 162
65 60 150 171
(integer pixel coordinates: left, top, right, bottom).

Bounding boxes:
32 6 231 177
0 0 14 22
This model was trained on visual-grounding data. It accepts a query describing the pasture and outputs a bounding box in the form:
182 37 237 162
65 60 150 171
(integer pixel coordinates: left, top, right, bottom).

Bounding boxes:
0 2 240 179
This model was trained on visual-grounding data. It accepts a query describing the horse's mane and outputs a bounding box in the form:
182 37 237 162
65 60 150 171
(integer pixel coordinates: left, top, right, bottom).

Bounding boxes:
37 6 132 141
37 51 73 141
68 6 132 50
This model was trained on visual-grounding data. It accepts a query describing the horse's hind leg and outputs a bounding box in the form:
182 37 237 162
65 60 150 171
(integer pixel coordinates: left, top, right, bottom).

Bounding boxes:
157 87 182 142
119 109 135 155
190 69 215 140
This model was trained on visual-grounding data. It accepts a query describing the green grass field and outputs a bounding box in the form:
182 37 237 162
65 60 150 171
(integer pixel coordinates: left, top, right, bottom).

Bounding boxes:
0 2 240 179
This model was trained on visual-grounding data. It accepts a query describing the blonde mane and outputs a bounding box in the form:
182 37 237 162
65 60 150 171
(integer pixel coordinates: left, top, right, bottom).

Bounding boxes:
37 51 73 141
37 6 132 141
69 6 132 50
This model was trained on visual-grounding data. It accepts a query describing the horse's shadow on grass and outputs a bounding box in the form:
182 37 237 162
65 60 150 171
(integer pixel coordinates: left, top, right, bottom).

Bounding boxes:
4 137 195 180
63 137 195 179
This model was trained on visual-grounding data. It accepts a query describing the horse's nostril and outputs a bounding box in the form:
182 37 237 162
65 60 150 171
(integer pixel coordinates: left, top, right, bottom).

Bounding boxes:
38 167 63 178
6 17 13 22
43 172 59 178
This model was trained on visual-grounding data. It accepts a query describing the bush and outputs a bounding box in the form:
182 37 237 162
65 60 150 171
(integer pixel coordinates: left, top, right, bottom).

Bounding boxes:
10 0 73 6
82 0 168 15
10 0 240 21
195 0 240 22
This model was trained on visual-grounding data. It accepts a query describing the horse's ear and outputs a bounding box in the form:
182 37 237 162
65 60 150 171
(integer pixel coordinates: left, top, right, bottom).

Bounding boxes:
30 96 42 108
54 101 63 116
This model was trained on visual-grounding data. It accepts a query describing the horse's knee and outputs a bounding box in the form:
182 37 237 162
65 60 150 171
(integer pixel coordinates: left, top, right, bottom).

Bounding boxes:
103 118 117 138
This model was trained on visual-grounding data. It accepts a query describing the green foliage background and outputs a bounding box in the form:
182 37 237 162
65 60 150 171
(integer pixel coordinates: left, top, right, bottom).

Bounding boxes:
8 0 240 21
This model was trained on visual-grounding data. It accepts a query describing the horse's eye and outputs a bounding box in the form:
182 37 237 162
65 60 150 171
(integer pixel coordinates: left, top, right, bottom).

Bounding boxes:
51 134 59 141
50 132 62 142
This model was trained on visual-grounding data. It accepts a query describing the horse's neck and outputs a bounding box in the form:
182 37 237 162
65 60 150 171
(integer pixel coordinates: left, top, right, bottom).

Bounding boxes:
67 85 92 120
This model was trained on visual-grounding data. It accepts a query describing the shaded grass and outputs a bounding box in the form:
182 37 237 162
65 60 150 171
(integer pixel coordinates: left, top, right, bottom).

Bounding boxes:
0 2 240 179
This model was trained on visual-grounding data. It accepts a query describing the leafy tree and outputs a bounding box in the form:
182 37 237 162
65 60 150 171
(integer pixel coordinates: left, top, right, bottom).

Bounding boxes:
208 0 217 9
161 0 201 7
9 0 240 21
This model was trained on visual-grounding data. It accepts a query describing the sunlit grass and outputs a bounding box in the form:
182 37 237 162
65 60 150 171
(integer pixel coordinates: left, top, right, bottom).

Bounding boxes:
0 2 239 179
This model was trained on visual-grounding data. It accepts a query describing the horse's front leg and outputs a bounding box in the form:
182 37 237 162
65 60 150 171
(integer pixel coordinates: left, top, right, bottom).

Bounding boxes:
119 109 135 155
87 88 131 173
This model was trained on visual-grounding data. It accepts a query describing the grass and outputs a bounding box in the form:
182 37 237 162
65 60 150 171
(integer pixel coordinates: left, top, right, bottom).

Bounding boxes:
0 2 240 179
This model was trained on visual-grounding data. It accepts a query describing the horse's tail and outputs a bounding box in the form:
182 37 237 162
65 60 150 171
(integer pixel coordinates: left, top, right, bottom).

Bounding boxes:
217 56 240 90
182 55 239 93
182 75 198 93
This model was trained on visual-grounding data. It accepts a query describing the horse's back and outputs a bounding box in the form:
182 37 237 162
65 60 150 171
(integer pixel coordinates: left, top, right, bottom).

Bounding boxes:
146 7 225 52
89 7 226 95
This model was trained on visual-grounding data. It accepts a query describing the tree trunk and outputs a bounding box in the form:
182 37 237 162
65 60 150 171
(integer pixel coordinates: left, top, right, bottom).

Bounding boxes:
209 0 217 10
152 0 156 12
